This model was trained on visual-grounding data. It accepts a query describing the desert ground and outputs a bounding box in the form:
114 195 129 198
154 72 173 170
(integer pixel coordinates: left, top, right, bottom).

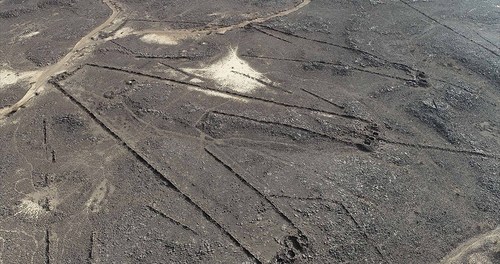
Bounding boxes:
0 0 499 263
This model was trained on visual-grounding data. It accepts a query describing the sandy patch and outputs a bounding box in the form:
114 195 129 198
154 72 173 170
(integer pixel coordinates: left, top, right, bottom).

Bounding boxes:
105 26 134 41
158 68 187 79
184 48 270 94
85 179 114 213
0 69 39 89
441 227 500 264
15 199 47 219
190 78 204 83
19 31 40 40
140 33 178 45
316 112 336 118
15 188 59 219
187 86 248 102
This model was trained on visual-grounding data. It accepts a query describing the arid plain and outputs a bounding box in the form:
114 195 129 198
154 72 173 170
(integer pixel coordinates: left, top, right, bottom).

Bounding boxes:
0 0 499 263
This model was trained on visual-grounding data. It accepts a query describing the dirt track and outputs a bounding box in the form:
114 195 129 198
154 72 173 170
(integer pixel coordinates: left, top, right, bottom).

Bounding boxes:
0 0 121 118
0 0 311 120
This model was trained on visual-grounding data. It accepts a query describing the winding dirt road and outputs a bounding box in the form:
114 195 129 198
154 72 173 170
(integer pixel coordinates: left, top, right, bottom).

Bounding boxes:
0 0 122 119
0 0 311 119
136 0 311 37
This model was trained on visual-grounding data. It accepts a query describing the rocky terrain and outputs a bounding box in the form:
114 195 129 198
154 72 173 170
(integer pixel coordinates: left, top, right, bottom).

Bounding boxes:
0 0 499 263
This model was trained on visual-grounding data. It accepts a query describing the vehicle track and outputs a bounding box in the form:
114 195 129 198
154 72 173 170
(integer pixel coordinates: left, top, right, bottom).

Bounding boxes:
0 0 311 120
135 0 311 36
0 0 122 119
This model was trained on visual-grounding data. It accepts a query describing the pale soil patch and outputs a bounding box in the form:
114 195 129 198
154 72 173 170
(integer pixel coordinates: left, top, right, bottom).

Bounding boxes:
15 200 47 219
190 78 203 83
187 86 248 102
158 68 186 79
0 69 40 90
140 33 178 45
85 179 114 213
105 26 134 41
441 227 500 264
0 0 122 119
18 31 40 41
184 48 270 94
155 66 246 101
135 28 197 44
15 188 59 219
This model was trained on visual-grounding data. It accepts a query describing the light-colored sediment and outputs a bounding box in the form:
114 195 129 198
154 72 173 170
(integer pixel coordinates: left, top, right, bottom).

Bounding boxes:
14 188 59 219
0 0 122 119
134 0 311 41
187 86 248 102
104 26 134 41
0 69 41 89
85 179 114 213
140 33 178 45
184 48 270 94
441 227 500 264
0 0 311 118
18 31 40 40
15 199 47 219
